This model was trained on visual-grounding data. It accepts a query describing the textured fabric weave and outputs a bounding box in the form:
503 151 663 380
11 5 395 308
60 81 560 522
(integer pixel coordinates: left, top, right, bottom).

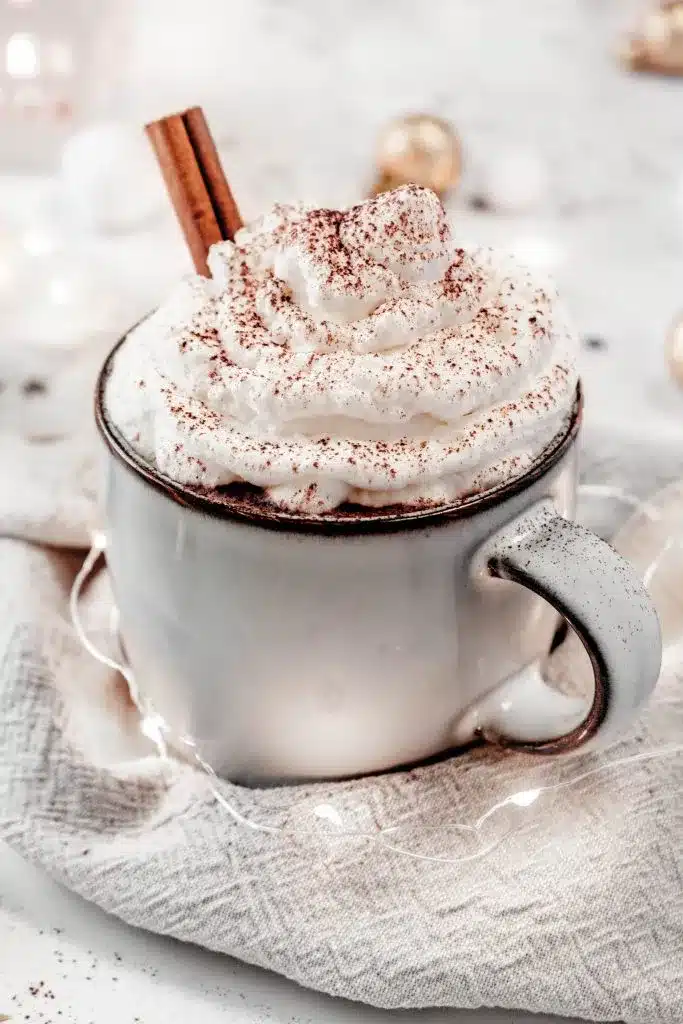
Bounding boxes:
0 420 682 1023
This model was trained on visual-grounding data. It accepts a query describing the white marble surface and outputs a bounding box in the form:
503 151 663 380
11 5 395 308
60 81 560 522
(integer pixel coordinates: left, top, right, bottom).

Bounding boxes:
1 1 682 1021
0 843 583 1024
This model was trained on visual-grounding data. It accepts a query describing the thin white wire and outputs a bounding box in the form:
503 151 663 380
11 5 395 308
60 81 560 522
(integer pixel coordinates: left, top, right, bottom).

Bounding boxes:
68 481 683 864
69 536 120 677
69 533 169 758
578 483 663 524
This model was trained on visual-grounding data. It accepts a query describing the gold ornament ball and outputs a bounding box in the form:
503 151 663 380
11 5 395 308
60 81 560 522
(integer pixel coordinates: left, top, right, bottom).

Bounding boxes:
373 114 462 197
645 2 683 48
620 0 683 75
667 313 683 387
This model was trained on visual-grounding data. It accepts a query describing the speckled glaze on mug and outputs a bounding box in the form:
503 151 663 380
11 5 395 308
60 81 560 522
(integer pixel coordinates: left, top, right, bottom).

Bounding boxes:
95 340 661 784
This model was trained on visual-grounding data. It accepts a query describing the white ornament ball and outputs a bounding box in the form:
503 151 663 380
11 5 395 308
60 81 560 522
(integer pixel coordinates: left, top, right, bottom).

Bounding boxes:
509 234 564 276
483 149 550 214
21 223 61 258
60 122 166 234
0 228 25 306
12 249 126 349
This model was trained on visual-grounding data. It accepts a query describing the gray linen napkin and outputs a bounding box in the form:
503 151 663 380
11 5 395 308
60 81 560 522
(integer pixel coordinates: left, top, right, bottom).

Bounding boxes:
0 415 682 1024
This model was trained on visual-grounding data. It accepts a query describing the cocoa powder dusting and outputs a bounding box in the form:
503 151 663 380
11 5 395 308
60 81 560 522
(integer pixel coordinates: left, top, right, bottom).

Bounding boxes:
111 185 577 516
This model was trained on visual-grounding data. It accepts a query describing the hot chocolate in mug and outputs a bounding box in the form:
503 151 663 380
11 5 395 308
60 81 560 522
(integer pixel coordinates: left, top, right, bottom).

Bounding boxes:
96 353 661 784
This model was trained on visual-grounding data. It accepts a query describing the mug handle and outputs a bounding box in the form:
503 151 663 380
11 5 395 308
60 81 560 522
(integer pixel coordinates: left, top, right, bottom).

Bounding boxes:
468 499 661 754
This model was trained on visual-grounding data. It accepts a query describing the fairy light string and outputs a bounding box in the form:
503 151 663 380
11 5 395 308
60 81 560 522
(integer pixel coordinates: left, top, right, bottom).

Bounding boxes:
70 486 683 864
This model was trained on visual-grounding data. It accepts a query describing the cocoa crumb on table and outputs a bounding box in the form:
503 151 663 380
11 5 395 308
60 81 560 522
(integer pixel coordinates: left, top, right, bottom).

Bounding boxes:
22 379 47 396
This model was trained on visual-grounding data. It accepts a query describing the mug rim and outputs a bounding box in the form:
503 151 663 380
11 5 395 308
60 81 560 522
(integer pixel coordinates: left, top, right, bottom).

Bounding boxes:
95 328 583 536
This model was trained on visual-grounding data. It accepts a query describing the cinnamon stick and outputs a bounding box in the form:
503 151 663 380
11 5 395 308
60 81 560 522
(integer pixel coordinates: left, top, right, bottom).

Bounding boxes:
181 107 243 246
145 106 243 276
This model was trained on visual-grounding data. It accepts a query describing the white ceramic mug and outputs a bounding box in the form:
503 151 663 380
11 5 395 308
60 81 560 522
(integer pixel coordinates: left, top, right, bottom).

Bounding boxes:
96 340 661 784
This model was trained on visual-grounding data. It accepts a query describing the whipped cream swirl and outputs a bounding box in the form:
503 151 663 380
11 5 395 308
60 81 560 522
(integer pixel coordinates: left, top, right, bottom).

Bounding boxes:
105 185 578 513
